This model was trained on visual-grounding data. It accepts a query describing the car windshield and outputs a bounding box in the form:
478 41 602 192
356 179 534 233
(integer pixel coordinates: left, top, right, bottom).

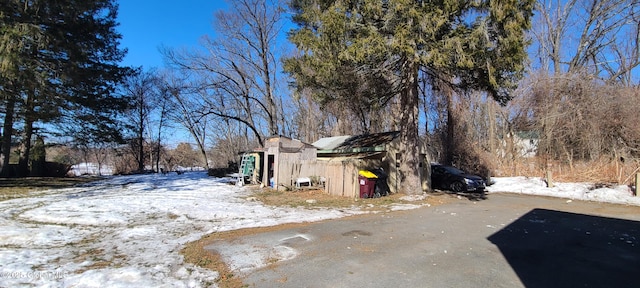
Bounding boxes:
443 166 465 175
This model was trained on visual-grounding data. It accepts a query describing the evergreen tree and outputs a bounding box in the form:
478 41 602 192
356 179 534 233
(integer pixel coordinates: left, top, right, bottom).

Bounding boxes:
30 136 45 177
0 0 132 176
286 0 533 194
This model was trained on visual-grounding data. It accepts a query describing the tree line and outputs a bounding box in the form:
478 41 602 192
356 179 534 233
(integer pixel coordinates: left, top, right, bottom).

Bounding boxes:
1 0 639 191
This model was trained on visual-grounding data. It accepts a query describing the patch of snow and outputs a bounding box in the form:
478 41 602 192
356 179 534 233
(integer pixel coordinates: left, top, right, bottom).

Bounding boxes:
0 172 363 287
70 163 113 176
399 194 427 201
486 176 640 206
389 203 424 211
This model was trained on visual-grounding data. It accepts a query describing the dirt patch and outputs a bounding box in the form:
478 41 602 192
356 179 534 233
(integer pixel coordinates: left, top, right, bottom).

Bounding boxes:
181 186 456 287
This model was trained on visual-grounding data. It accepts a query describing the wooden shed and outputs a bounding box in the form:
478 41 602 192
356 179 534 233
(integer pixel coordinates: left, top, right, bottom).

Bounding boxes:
259 136 318 190
242 132 430 198
312 131 430 197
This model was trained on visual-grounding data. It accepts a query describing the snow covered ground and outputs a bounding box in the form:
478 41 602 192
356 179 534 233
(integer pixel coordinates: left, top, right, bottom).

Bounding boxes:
0 171 639 287
486 176 640 206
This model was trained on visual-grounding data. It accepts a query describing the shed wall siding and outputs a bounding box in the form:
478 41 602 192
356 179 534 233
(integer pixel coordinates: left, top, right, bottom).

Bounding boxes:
276 158 388 198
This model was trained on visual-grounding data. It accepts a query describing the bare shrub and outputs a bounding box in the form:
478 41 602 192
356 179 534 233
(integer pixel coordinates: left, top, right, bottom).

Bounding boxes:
501 72 640 184
464 70 640 185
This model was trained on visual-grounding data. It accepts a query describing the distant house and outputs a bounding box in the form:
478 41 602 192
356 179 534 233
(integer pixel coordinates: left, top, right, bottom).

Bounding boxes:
70 163 114 176
500 131 539 158
515 131 539 158
239 132 431 198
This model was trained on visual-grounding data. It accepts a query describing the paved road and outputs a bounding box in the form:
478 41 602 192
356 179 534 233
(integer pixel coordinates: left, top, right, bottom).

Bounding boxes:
206 193 640 288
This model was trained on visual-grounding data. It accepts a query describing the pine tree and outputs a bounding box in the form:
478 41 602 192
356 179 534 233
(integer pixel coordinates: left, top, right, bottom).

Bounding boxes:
286 0 534 194
0 0 132 176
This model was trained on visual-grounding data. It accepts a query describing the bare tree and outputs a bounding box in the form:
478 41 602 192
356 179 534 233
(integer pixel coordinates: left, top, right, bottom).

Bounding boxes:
122 69 157 172
149 77 173 172
207 122 255 168
515 71 640 175
290 90 331 142
157 72 211 170
215 0 283 136
171 142 202 169
532 0 640 81
523 0 640 183
163 0 286 147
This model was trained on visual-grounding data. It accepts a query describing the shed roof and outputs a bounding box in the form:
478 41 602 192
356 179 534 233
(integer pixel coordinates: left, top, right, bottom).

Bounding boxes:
312 135 352 150
334 131 400 150
313 131 400 155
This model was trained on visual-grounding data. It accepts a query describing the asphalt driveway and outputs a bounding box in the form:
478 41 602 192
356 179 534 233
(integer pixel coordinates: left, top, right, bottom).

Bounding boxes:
206 193 640 288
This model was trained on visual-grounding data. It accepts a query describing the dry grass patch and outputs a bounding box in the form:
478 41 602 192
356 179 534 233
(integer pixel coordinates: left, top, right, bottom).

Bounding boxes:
248 187 354 208
181 234 239 288
0 177 102 200
248 186 451 211
73 248 114 273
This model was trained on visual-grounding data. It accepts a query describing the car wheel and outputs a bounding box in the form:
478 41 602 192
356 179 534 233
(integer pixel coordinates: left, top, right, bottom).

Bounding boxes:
450 181 465 193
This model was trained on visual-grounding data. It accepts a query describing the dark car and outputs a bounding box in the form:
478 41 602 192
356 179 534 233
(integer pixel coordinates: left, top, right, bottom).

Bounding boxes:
430 164 486 193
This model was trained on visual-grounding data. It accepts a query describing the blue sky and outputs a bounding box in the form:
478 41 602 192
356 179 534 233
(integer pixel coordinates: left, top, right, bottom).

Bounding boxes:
116 1 232 146
117 0 228 69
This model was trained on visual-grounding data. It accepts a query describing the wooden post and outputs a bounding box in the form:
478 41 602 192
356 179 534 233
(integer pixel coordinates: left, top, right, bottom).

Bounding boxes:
546 170 554 188
635 173 639 196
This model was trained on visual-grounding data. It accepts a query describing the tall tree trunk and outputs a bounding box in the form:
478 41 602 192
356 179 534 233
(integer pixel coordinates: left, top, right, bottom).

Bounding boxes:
137 101 144 172
18 91 35 177
1 97 16 177
261 41 279 136
154 102 167 172
19 116 34 177
194 117 210 170
397 62 423 195
488 100 496 155
30 136 45 177
445 85 455 166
